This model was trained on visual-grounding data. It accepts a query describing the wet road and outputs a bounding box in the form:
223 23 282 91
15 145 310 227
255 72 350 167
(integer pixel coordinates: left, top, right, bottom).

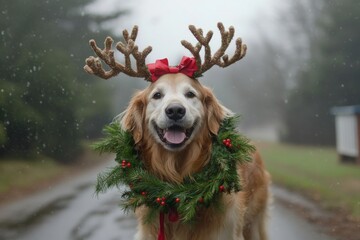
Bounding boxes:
0 162 336 240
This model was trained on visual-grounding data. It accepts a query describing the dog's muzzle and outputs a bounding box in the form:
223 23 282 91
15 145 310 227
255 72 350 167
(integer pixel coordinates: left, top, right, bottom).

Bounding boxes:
153 122 196 148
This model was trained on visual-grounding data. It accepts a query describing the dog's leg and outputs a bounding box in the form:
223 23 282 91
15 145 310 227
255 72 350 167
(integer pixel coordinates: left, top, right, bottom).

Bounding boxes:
257 211 268 240
242 223 253 240
134 230 144 240
233 203 246 240
134 224 157 240
257 185 270 240
242 212 268 240
234 223 245 240
134 230 157 240
235 231 246 240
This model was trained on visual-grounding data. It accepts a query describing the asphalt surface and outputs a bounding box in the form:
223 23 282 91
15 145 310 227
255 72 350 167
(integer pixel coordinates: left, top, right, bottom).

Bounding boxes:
0 162 336 240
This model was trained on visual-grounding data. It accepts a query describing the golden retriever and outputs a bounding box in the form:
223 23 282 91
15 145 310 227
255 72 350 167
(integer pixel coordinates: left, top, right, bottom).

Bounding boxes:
120 73 270 240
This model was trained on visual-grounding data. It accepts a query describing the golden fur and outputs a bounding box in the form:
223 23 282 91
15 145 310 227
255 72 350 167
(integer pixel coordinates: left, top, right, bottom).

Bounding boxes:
121 74 270 240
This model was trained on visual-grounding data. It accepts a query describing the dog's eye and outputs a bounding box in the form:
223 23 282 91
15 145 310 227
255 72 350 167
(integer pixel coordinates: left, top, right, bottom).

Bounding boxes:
185 91 196 98
152 92 162 100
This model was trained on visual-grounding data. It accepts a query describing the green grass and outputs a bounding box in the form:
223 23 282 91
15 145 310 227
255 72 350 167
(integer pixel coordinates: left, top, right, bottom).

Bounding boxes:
0 142 110 201
258 142 360 219
0 157 67 194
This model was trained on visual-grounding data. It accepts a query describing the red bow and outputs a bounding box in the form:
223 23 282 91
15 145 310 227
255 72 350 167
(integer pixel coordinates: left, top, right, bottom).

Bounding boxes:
147 56 198 82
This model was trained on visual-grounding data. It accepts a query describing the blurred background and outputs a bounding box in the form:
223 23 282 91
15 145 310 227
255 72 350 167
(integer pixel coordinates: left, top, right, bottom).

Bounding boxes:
0 0 359 239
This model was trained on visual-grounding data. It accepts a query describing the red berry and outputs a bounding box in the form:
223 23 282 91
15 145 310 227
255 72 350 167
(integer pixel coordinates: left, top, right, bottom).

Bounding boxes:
198 197 204 203
222 139 227 144
127 162 131 167
228 143 232 148
162 197 166 201
122 160 126 164
160 201 166 206
156 197 161 203
175 198 180 203
219 185 225 192
141 191 146 196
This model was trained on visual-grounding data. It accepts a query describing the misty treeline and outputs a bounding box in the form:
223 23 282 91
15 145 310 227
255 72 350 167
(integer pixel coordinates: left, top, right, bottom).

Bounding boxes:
284 0 360 145
224 0 359 145
0 0 127 162
0 0 358 163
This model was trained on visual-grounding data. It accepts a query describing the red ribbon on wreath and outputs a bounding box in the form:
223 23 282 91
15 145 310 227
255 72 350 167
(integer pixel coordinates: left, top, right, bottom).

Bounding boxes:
147 56 198 82
158 212 165 240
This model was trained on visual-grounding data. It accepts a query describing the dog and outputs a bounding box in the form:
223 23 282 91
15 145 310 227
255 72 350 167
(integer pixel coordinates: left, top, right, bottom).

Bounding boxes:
120 73 270 240
84 22 270 240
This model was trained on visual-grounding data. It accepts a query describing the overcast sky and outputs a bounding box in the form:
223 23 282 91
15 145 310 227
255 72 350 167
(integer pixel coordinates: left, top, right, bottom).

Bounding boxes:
86 0 289 64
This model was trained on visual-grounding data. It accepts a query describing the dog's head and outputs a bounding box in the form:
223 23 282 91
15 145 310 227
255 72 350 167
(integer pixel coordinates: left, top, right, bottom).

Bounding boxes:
121 73 230 152
85 23 245 181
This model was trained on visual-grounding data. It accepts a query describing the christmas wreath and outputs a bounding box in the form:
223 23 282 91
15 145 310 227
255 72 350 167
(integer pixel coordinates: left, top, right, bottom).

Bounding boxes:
94 116 254 224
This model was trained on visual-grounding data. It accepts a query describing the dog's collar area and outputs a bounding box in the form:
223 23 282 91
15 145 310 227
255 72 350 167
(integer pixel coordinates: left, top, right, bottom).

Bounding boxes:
153 122 195 148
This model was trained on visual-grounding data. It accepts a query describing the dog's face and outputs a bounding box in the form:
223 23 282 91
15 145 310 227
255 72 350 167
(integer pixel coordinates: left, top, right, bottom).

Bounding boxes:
146 74 204 151
121 73 228 152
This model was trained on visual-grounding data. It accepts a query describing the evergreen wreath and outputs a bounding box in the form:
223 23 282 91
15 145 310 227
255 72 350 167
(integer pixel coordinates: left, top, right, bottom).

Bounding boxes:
94 116 254 223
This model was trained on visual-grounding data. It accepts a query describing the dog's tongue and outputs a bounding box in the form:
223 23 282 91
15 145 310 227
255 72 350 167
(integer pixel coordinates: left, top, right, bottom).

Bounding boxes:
164 129 186 144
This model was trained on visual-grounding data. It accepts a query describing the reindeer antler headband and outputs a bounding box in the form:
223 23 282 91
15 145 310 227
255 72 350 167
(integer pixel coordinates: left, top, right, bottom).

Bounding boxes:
84 22 247 82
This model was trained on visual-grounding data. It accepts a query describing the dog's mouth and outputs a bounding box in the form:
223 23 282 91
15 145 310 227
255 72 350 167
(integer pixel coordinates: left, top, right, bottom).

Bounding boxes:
153 122 196 148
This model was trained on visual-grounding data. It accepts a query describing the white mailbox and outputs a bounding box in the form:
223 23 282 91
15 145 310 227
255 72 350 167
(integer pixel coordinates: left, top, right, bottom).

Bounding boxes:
332 105 360 164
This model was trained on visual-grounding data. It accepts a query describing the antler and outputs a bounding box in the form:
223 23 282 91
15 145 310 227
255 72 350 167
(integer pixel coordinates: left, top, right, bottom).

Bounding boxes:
181 22 247 76
84 25 152 80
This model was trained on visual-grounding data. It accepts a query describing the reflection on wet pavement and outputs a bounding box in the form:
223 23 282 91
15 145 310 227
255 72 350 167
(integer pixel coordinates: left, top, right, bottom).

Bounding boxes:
0 193 76 239
0 184 137 240
70 197 137 240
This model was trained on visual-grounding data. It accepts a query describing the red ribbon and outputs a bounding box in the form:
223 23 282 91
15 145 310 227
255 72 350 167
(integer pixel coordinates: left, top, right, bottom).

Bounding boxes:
147 56 198 82
158 212 165 240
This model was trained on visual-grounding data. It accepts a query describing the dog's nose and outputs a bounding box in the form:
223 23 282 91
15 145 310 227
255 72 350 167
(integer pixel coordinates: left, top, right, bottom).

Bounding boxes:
165 104 186 121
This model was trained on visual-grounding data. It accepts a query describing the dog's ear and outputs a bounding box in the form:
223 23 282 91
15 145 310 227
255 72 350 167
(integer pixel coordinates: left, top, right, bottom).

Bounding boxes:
203 87 225 135
121 90 146 144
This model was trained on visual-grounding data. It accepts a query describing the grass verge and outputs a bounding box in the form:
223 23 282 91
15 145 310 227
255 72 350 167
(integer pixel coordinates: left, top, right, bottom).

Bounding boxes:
0 143 110 205
257 142 360 220
0 157 65 194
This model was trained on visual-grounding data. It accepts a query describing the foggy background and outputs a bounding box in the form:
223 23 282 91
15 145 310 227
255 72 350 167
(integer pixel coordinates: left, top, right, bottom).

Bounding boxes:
1 1 360 240
1 0 358 162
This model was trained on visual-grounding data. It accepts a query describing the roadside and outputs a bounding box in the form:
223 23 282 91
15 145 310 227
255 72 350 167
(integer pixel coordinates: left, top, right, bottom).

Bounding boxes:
257 142 360 240
0 146 112 206
272 185 360 240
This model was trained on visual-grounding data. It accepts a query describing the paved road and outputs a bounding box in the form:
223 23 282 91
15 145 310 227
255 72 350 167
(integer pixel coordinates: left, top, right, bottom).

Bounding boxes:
0 162 336 240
